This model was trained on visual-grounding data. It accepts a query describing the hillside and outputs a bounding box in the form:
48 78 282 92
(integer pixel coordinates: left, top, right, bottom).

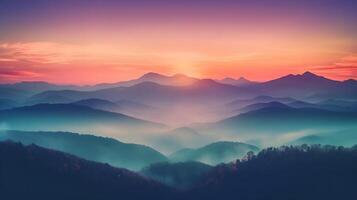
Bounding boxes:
187 145 357 200
0 103 165 135
0 130 167 170
0 141 175 200
170 141 259 165
141 161 212 189
199 106 357 136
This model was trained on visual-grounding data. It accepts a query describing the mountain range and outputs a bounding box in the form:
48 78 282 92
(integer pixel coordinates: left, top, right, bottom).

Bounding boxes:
0 141 174 200
71 98 160 122
240 71 357 99
0 103 165 137
198 106 357 134
2 141 357 200
169 141 259 165
92 72 199 89
141 161 213 189
0 130 167 170
1 71 357 150
217 77 256 86
187 145 357 200
28 78 245 107
290 129 357 147
3 71 357 103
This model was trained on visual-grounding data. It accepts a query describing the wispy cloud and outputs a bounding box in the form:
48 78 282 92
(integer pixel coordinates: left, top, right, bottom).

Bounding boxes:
0 42 108 64
0 42 179 66
0 42 176 84
313 66 357 70
0 67 42 82
1 41 357 83
309 54 357 80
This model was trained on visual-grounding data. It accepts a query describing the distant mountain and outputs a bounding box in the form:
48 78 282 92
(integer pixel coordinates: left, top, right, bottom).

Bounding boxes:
72 98 156 113
169 141 259 165
92 72 199 89
290 129 357 147
28 80 251 125
242 71 357 99
308 78 357 100
287 100 357 112
27 80 250 126
239 101 290 113
72 98 118 109
141 161 213 189
71 98 164 124
319 99 357 107
6 71 357 126
0 141 174 200
29 78 250 107
219 95 296 117
247 71 339 97
202 107 357 137
0 103 165 135
4 81 79 92
317 99 357 111
0 130 167 170
218 77 256 86
287 100 317 108
26 90 92 105
226 95 295 110
188 145 357 200
0 86 32 101
138 73 198 86
5 71 357 104
25 93 76 105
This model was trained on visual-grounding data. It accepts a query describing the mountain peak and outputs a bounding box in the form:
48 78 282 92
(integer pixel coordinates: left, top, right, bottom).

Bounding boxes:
238 77 249 81
222 77 236 81
301 71 318 77
140 72 167 79
343 79 357 84
219 76 254 86
273 71 331 83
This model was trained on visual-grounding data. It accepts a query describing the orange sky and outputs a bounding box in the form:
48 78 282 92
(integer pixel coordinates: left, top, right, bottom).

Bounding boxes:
0 37 356 84
1 0 357 84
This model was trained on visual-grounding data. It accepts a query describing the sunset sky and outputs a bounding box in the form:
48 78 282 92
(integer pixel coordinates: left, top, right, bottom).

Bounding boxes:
1 0 357 84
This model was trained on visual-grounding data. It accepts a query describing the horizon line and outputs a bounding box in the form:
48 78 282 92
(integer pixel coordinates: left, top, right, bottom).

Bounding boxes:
1 71 355 86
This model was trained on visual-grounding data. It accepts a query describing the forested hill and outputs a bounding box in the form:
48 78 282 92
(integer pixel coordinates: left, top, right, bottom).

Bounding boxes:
188 144 357 200
2 141 357 200
0 141 176 200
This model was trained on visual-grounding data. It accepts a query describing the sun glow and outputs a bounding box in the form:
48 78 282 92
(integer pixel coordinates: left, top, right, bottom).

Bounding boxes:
1 0 357 84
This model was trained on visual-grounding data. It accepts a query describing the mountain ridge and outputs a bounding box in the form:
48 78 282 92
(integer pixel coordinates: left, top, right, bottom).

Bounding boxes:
0 130 167 170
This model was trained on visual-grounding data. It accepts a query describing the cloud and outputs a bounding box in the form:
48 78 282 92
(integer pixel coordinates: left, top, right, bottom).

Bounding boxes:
313 66 357 70
0 58 18 62
0 42 183 65
0 42 91 64
0 66 42 82
1 41 357 83
309 54 357 80
0 42 179 84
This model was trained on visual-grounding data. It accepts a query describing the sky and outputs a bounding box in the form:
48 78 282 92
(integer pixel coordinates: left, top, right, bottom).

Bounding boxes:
0 0 357 84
